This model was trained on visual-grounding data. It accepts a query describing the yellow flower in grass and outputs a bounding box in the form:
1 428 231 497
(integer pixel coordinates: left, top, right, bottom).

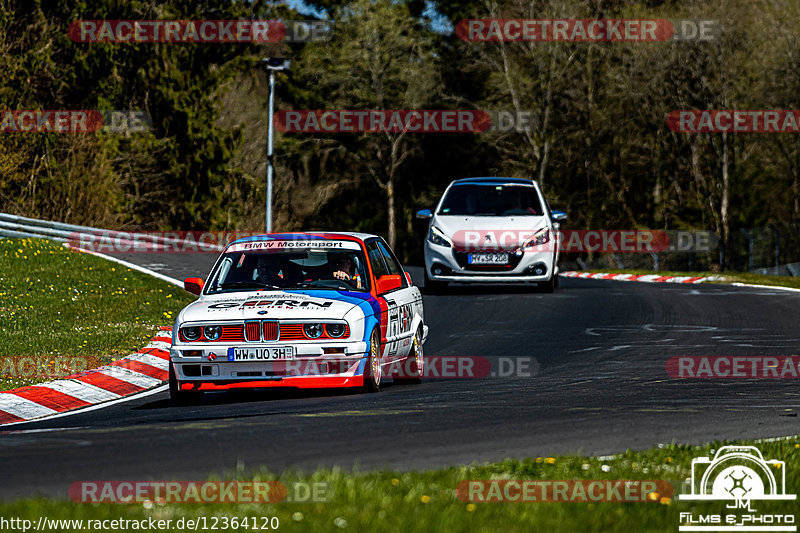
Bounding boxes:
420 495 431 503
466 504 475 512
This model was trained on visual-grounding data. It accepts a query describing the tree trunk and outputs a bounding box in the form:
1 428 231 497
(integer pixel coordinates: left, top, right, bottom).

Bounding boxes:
720 132 731 269
387 179 396 249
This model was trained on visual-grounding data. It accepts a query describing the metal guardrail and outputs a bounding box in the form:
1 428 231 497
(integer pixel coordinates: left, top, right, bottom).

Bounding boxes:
0 213 225 252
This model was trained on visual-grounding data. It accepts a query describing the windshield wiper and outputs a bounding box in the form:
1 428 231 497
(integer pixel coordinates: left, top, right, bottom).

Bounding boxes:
216 281 280 292
294 281 352 290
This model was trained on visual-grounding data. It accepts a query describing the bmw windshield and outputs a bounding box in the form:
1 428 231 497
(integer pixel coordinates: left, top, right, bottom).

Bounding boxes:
205 243 370 294
438 184 544 216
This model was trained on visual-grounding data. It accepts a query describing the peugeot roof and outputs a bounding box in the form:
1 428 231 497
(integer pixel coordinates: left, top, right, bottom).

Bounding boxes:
451 177 535 186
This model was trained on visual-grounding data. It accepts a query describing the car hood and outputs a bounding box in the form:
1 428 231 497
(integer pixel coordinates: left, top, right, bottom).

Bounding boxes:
433 215 549 249
178 290 362 324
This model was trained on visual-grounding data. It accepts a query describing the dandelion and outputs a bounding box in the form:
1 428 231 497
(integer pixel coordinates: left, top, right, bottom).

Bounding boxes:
420 495 431 503
466 504 476 512
659 497 671 505
545 457 556 464
391 478 400 486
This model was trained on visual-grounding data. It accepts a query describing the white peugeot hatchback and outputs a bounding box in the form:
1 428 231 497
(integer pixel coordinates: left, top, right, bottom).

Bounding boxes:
417 177 567 292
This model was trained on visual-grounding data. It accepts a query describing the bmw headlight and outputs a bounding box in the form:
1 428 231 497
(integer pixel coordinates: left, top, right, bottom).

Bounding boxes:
427 226 452 248
304 323 324 338
181 326 201 341
325 323 346 338
203 325 222 341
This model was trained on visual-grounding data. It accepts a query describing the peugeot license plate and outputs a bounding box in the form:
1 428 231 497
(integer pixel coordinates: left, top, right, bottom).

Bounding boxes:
468 253 509 264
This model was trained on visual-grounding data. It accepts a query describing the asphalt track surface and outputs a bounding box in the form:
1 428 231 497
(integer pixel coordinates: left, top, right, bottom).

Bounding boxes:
1 252 799 501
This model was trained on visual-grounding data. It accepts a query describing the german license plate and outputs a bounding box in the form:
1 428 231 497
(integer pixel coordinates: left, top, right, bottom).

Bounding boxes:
227 346 295 361
468 253 509 264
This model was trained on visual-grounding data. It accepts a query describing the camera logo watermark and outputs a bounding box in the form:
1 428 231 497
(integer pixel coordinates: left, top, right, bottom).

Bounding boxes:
455 19 718 42
678 446 796 531
0 110 150 133
668 110 800 133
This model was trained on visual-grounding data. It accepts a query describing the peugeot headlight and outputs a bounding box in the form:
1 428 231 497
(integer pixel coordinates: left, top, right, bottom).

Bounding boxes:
521 228 550 249
427 226 452 248
304 323 324 339
181 326 201 341
203 325 222 341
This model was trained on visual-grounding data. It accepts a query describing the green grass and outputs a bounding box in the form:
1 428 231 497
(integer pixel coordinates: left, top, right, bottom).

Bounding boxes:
1 436 798 532
0 238 194 390
579 269 800 289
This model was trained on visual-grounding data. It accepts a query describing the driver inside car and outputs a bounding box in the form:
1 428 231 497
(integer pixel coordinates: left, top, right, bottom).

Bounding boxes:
329 253 362 289
255 254 284 287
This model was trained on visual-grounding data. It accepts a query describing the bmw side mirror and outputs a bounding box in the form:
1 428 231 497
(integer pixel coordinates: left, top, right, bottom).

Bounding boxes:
184 277 204 295
416 209 432 220
551 210 567 222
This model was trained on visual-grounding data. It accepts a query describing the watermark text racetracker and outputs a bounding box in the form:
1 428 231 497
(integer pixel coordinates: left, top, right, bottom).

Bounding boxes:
1 355 101 379
232 356 538 380
0 110 150 133
456 19 718 42
667 356 800 379
274 110 539 133
456 479 673 503
70 480 329 504
69 19 332 43
449 229 717 253
668 110 800 133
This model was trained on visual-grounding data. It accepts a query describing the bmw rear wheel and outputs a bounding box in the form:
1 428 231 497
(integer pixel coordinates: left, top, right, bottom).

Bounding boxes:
395 328 424 385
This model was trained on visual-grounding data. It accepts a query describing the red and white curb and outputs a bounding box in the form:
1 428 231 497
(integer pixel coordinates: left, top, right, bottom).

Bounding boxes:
561 271 723 284
0 327 172 426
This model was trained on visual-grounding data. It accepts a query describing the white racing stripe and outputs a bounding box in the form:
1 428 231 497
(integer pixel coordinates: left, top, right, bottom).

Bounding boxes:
98 366 162 388
0 394 58 420
33 379 119 403
123 352 169 370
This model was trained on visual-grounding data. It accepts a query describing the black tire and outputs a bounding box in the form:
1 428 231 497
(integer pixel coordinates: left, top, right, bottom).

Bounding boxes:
363 329 382 393
395 328 424 385
424 269 447 294
169 361 204 405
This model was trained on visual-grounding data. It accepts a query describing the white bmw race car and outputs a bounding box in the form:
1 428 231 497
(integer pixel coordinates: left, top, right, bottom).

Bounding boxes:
169 232 427 404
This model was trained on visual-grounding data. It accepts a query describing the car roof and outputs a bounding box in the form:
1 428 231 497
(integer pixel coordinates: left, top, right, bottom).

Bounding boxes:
228 232 379 247
451 177 535 187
